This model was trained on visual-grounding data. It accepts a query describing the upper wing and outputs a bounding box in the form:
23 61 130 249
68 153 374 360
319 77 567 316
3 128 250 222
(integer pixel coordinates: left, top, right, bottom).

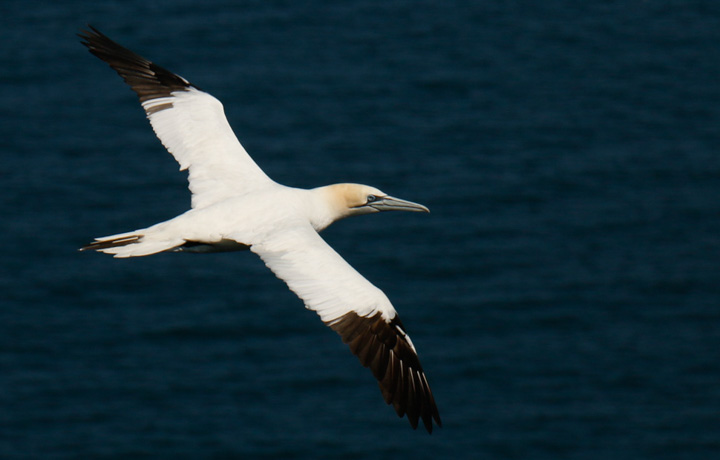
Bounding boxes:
248 223 441 432
79 27 273 209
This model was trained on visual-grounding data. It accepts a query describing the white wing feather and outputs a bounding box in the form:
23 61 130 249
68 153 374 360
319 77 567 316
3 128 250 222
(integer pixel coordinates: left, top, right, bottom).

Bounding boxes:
79 27 273 209
144 89 273 209
248 223 398 324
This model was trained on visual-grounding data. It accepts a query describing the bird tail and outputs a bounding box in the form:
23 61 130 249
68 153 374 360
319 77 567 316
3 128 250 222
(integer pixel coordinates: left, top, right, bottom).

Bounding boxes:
80 229 184 258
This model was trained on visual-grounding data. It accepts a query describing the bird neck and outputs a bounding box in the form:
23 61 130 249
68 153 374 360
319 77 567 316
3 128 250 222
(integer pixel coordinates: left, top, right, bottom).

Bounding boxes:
306 185 354 232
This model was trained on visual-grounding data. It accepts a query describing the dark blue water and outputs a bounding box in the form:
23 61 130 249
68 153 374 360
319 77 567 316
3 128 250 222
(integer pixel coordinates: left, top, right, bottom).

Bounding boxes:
2 1 720 458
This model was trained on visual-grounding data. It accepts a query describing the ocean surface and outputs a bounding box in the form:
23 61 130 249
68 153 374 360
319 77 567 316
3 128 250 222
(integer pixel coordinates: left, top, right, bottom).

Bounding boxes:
2 1 719 458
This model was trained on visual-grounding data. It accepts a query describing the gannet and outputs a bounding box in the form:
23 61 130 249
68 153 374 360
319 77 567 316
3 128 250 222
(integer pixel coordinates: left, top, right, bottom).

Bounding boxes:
78 27 441 433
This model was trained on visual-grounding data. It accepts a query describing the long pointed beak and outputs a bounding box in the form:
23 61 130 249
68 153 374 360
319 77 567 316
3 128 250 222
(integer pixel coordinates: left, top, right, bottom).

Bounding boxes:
369 196 430 213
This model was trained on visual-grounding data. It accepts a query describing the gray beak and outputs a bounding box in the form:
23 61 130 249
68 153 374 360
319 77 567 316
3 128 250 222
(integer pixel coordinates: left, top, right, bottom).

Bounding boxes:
369 196 430 213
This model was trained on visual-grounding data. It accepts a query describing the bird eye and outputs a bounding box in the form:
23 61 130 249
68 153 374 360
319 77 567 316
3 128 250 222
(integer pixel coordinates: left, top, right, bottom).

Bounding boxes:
366 195 377 203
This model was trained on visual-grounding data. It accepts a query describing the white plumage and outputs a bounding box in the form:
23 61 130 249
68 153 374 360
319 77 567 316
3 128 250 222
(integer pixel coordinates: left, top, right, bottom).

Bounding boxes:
79 27 441 432
143 88 273 209
250 222 395 324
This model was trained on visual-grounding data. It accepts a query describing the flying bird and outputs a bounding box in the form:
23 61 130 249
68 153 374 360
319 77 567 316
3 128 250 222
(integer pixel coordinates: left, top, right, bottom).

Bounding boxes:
78 26 441 433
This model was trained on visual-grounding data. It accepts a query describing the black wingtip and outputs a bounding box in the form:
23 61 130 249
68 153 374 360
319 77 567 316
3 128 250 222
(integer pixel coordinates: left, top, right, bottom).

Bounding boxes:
78 25 195 106
77 24 103 45
328 311 442 434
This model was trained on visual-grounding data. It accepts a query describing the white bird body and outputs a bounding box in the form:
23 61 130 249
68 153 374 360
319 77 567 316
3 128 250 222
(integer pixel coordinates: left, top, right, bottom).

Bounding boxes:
93 183 374 254
95 183 395 323
79 27 440 432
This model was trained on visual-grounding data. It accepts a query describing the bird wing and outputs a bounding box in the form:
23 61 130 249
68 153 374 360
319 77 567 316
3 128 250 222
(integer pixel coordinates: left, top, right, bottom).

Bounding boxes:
79 27 273 209
247 223 441 432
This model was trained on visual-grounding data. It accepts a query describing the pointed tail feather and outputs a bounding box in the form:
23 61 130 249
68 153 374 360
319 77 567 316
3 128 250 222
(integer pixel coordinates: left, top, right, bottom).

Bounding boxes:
80 232 185 258
80 235 142 251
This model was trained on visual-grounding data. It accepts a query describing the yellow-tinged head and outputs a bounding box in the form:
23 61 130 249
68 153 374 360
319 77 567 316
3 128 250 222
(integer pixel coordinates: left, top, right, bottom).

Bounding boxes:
321 183 429 218
308 183 429 231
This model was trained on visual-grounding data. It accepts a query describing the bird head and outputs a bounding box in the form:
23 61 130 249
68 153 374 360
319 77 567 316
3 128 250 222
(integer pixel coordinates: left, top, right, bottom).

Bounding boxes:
333 183 430 217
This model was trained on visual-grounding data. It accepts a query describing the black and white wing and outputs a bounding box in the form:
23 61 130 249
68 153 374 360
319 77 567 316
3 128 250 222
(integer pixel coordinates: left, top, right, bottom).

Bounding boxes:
79 27 274 209
247 223 442 432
